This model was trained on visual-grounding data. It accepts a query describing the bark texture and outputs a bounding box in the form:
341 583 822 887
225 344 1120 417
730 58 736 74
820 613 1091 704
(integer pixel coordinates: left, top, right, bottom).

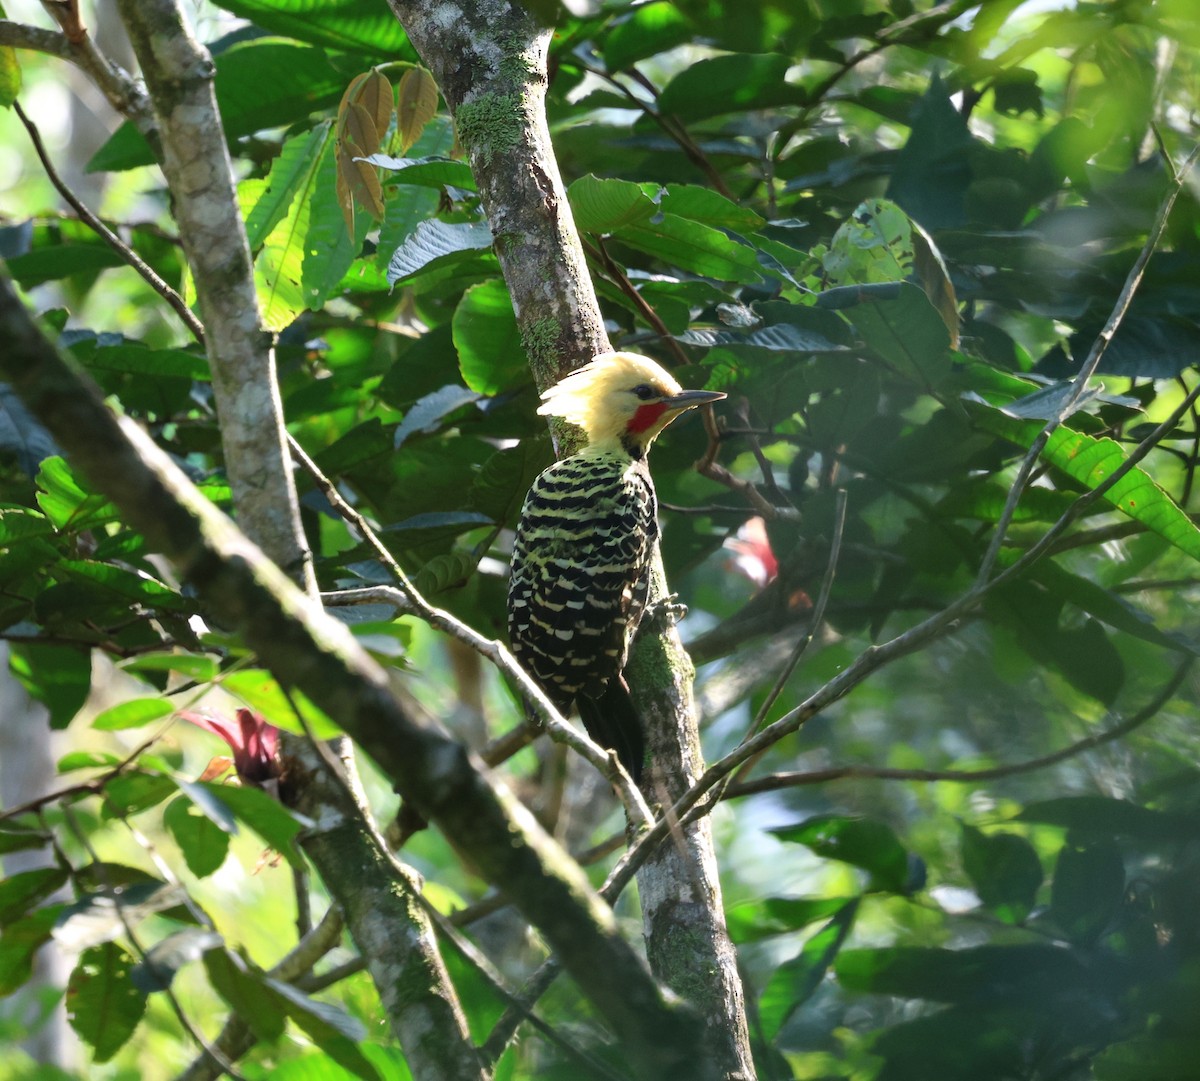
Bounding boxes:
386 0 607 405
383 3 755 1075
115 0 312 587
0 273 715 1081
106 6 484 1075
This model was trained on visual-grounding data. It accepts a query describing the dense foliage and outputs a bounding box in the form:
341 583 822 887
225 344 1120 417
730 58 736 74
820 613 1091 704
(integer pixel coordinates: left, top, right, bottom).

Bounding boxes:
1 0 1199 1078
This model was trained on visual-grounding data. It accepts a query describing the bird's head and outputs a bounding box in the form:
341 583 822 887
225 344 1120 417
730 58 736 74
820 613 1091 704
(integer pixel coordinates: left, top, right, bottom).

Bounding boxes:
537 352 725 454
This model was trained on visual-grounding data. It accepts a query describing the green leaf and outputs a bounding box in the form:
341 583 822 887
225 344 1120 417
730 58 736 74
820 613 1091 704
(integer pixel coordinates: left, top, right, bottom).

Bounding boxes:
1050 838 1124 944
1017 797 1196 840
658 52 803 122
824 198 916 286
468 440 553 525
759 900 858 1039
453 278 529 395
53 880 186 952
385 220 494 286
192 782 311 869
887 75 973 230
0 824 50 857
0 41 21 107
204 948 287 1041
844 281 952 387
66 943 146 1062
8 643 92 729
969 405 1200 562
255 169 314 332
210 0 409 57
959 824 1042 923
58 751 122 772
836 943 1086 1004
91 697 173 732
657 184 765 232
369 154 476 191
0 867 68 927
66 337 210 383
117 652 220 682
1028 559 1200 656
985 580 1125 705
621 214 763 283
725 896 851 943
164 796 232 879
4 243 127 286
0 507 54 544
1094 1038 1200 1081
0 905 64 995
302 129 366 310
772 816 914 893
244 124 331 250
35 455 116 531
100 771 178 820
604 1 694 70
266 977 378 1080
568 175 656 233
132 927 223 992
221 669 341 739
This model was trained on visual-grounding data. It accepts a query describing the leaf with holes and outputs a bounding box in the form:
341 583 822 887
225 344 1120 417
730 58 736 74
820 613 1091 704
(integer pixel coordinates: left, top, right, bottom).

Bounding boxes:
67 943 146 1062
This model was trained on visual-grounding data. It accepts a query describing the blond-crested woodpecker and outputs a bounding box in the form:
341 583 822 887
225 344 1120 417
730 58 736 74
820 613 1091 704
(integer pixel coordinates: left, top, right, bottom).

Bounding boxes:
507 352 725 779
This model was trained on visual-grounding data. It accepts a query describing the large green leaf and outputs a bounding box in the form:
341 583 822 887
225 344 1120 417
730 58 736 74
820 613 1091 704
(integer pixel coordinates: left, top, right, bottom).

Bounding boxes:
758 900 858 1040
0 867 69 927
66 943 147 1063
969 405 1200 562
604 2 695 70
844 281 952 387
621 214 763 283
8 643 92 729
657 52 804 122
772 816 914 893
211 0 410 57
385 220 494 286
959 824 1042 923
453 278 529 395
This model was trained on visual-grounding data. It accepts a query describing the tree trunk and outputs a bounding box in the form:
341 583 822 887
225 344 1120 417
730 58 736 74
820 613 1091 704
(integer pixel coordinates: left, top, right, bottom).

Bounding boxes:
386 2 755 1075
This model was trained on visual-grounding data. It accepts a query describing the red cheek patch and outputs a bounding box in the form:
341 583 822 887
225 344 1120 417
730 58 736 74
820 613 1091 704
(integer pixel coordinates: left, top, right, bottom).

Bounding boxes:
628 402 668 434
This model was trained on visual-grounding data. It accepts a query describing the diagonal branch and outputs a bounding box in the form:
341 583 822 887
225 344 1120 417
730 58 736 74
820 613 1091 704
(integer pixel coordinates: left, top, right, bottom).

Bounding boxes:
0 270 713 1081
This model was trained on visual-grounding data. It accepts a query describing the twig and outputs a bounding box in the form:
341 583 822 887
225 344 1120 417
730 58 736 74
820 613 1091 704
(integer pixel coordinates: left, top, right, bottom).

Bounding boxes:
976 144 1200 585
0 17 153 130
748 488 847 733
13 99 206 343
574 59 733 199
179 906 346 1081
321 584 654 826
726 655 1194 797
61 804 247 1080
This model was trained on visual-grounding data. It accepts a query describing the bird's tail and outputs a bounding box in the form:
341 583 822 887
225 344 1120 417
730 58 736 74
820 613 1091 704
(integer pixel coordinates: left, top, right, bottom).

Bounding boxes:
577 676 645 782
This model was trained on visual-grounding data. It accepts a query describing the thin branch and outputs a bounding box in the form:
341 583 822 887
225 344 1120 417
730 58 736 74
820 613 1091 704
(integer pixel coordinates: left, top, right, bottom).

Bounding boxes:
178 906 346 1081
727 655 1194 798
573 59 733 199
322 584 654 827
600 372 1200 916
13 99 206 343
61 804 247 1080
1 18 151 128
976 144 1200 585
749 487 847 732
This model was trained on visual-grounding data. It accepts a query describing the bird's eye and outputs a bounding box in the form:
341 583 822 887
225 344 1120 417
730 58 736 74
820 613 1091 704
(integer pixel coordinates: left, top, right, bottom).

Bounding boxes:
631 384 657 401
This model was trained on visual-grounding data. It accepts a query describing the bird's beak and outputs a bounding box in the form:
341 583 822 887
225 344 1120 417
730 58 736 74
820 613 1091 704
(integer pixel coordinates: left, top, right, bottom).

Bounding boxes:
662 389 726 412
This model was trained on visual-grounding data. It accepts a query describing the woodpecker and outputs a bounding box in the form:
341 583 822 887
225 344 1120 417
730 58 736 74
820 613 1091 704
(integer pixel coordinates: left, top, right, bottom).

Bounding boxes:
507 351 725 780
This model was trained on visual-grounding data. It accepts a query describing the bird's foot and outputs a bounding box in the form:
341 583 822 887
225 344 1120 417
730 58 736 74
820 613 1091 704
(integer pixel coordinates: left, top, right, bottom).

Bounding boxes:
648 592 688 626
